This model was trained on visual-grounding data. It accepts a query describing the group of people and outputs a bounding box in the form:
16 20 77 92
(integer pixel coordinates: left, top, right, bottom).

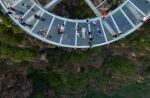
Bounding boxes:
55 19 100 47
3 0 150 48
99 0 150 39
57 24 65 35
76 20 102 47
5 5 48 38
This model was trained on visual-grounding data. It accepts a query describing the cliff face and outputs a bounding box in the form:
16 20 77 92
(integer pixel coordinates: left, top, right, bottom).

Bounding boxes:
0 3 150 98
0 60 32 98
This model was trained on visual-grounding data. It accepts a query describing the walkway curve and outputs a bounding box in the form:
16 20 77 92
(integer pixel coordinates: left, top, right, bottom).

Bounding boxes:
0 0 150 48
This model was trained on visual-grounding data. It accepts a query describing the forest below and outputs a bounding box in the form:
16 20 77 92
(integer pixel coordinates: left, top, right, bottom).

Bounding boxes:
0 0 150 97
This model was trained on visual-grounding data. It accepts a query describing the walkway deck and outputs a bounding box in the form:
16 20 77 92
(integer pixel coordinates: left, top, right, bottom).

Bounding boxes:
0 0 150 48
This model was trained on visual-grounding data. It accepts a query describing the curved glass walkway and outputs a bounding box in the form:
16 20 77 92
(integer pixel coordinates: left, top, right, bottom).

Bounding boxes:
0 0 150 48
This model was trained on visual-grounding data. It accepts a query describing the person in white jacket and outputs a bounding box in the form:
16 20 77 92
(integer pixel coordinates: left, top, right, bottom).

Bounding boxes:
81 27 87 39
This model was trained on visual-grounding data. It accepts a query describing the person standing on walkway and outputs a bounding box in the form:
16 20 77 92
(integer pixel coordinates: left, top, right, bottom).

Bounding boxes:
81 27 87 39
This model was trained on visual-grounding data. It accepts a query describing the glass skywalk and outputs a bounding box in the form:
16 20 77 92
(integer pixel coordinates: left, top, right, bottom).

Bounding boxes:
0 0 150 48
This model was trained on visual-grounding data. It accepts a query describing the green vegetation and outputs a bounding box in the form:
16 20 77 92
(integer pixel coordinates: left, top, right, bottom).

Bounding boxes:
0 2 150 98
0 12 39 62
0 43 38 62
0 11 23 33
84 78 150 98
55 0 95 19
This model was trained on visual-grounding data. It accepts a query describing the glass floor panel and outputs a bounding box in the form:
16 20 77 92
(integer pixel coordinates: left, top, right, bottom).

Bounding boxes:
32 12 53 37
23 6 43 29
105 16 118 33
13 0 34 17
112 10 133 33
48 18 64 43
77 22 89 46
122 2 144 26
102 21 113 41
61 22 76 46
130 0 150 15
89 20 106 45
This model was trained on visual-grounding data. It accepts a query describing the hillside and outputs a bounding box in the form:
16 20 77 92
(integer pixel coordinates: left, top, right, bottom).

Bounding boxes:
0 1 150 98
